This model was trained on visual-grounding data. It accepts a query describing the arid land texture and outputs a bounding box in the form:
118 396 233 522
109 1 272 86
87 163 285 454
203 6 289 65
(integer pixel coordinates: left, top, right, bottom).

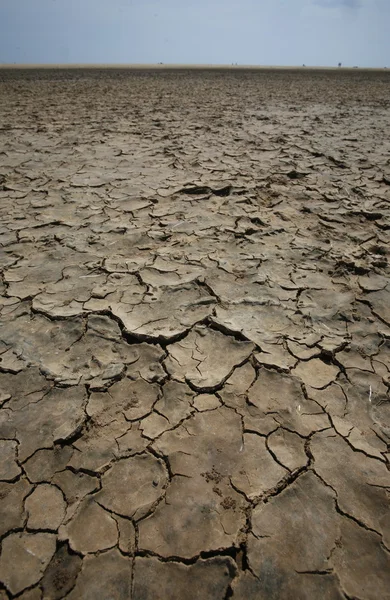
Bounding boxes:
0 66 390 599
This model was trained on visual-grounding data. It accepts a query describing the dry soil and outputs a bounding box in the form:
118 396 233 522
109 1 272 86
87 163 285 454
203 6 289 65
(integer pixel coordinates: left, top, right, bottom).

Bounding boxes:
0 66 390 599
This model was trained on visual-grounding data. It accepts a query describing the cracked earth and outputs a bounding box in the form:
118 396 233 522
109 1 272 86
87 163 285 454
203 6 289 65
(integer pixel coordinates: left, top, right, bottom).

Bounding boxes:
0 66 390 599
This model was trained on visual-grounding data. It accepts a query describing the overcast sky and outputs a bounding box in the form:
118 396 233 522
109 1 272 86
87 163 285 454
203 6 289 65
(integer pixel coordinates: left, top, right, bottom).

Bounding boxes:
0 0 388 67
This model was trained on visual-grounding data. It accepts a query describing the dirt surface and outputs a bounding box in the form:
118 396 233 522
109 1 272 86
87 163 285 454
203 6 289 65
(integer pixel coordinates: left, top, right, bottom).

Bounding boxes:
0 67 390 599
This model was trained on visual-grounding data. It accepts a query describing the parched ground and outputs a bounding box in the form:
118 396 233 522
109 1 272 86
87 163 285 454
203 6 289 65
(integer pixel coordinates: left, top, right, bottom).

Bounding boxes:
0 66 390 599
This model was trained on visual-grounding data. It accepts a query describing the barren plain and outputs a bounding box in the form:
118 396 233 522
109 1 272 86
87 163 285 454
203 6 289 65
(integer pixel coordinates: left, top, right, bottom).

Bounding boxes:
0 66 390 599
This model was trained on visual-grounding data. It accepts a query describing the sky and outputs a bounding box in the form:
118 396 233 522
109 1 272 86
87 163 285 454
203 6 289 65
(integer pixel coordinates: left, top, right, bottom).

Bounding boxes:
0 0 389 67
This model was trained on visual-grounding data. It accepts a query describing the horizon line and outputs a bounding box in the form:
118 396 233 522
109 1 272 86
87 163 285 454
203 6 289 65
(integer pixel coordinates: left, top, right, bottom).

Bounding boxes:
0 62 388 71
